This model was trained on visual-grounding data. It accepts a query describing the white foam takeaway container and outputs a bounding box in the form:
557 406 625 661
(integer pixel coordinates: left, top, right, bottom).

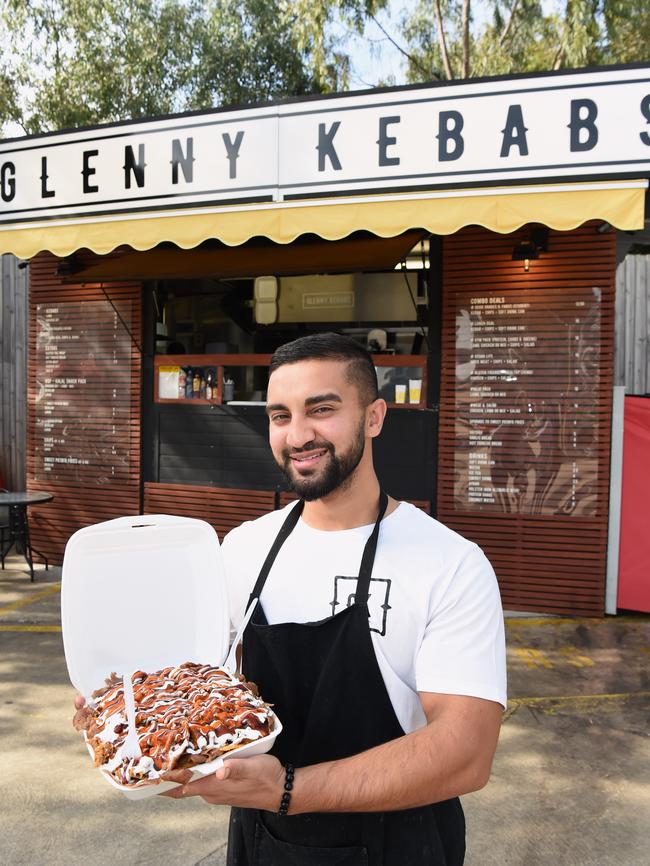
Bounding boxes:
61 514 281 800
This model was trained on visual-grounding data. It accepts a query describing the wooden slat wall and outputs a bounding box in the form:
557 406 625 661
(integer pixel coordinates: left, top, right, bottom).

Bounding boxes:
156 406 284 490
27 252 142 563
143 482 275 540
438 224 616 616
0 254 28 489
615 253 650 394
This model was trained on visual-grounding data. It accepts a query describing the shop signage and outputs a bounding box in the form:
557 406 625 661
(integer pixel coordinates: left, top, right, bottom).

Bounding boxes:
453 287 602 516
302 291 355 309
32 301 133 483
1 65 649 223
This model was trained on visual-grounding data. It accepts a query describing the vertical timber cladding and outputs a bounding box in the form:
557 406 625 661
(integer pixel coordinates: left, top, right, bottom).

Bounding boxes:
27 252 142 564
438 224 615 616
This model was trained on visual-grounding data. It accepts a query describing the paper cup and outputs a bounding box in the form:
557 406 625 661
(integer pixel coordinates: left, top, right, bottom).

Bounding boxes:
409 379 422 404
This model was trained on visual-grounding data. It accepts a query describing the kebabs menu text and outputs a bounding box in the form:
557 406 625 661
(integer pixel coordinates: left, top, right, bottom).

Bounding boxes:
33 301 133 483
454 288 602 516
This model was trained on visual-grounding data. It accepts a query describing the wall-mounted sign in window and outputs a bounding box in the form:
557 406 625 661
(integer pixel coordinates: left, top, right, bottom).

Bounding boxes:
32 300 133 484
454 287 602 516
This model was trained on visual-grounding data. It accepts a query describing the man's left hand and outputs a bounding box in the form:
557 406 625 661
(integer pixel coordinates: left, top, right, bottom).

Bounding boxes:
161 754 285 810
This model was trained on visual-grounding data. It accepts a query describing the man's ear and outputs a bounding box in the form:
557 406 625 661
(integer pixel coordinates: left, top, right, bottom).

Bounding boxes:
366 398 387 439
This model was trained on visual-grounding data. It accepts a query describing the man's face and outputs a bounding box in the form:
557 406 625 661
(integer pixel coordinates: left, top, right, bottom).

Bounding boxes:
266 359 369 501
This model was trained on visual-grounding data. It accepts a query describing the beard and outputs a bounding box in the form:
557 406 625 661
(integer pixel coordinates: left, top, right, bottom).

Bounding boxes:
279 421 366 502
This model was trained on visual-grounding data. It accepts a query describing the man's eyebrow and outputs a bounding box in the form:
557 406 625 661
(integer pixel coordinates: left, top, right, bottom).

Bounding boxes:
266 402 288 415
266 393 342 415
304 393 342 407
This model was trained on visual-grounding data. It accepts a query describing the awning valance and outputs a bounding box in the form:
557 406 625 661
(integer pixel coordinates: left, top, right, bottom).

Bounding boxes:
0 180 646 259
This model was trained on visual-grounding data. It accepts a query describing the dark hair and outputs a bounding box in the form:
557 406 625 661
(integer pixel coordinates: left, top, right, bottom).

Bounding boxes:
269 333 379 405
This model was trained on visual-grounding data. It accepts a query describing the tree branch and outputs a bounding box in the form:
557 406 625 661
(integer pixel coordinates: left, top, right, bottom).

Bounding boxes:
499 0 522 46
369 13 436 80
461 0 471 77
433 0 454 80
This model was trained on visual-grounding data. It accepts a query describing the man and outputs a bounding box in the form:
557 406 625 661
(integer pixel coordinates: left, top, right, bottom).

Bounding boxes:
167 332 506 865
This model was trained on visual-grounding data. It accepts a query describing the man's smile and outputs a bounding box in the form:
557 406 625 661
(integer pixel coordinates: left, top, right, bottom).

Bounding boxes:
289 448 329 468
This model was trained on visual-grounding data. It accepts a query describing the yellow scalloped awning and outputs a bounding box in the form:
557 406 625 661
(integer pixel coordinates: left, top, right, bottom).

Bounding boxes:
0 180 646 259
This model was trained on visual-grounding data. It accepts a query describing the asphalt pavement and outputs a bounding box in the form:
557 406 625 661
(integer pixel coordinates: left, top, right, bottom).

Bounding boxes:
1 552 648 866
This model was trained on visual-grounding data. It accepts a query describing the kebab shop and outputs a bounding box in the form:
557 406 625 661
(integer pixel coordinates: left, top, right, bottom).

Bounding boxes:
1 63 648 616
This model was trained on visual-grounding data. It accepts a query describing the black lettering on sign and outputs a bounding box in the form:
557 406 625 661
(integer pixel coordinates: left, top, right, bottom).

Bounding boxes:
500 105 529 157
0 161 15 202
569 99 598 152
40 156 55 198
437 111 464 161
222 131 244 180
640 95 650 146
123 144 146 189
317 122 342 171
82 149 99 194
377 115 400 166
171 137 195 184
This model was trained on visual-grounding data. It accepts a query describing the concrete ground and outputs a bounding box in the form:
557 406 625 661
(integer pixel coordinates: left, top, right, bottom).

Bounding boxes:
0 551 648 866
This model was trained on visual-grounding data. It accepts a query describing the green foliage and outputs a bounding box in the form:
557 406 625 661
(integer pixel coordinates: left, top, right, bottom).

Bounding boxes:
1 0 647 136
401 0 650 84
186 1 317 109
0 0 380 135
603 0 650 64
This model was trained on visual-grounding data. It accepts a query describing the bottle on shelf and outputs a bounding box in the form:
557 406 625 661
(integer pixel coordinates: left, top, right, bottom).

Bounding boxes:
185 366 193 399
192 369 201 398
178 367 186 399
223 373 235 403
205 369 214 400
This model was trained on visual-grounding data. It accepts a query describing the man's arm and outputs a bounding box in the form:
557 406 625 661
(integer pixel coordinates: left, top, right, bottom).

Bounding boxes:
164 692 503 812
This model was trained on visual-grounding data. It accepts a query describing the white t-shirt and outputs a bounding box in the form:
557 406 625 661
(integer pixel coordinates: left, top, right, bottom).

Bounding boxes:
221 501 507 734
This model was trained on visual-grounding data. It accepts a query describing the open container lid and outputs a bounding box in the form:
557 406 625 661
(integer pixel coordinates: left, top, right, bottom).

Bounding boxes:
61 514 230 697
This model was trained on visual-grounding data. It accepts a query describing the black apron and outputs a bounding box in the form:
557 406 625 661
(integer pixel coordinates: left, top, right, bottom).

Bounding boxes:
227 492 465 866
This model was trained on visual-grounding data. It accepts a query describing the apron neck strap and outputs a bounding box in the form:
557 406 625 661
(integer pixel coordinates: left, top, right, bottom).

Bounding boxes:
354 490 388 606
248 498 304 604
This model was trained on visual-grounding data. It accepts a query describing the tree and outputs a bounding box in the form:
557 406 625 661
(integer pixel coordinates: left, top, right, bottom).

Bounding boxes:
603 0 650 65
0 0 386 136
399 0 650 84
1 0 196 133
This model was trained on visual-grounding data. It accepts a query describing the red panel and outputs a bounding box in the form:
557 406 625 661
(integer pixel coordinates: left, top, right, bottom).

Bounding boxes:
617 396 650 612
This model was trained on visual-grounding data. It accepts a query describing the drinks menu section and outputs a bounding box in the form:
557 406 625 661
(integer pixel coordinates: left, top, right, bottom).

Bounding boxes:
32 301 133 483
454 288 602 516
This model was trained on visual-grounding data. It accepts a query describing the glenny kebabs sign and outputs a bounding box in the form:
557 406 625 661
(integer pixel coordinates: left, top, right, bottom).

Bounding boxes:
1 65 649 224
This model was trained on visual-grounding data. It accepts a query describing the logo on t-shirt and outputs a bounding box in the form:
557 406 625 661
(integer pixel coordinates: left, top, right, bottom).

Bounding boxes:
330 576 392 636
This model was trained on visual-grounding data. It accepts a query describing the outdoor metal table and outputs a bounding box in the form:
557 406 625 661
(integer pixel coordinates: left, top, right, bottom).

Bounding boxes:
0 491 53 582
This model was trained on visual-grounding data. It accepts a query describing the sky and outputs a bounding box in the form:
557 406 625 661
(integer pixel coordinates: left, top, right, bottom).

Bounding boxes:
338 1 416 90
342 0 562 91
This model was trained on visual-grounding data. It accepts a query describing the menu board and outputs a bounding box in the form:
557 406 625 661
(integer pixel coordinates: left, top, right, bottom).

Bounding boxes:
454 288 602 515
32 301 133 483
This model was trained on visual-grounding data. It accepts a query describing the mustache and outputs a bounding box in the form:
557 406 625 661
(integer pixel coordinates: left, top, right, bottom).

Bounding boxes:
282 441 333 459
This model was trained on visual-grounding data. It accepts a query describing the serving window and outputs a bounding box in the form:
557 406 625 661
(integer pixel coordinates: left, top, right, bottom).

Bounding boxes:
154 353 426 408
151 255 431 410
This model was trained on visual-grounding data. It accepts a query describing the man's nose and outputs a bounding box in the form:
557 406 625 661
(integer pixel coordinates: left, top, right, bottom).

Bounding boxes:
286 416 316 450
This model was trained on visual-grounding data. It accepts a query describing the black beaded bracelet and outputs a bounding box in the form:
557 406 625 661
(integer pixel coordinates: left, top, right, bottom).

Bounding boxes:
278 763 295 816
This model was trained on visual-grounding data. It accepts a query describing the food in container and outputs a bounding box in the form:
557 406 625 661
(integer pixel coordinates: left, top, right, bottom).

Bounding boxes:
62 515 282 799
73 662 276 787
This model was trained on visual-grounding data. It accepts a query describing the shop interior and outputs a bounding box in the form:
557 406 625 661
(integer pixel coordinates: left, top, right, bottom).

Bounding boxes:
144 231 433 407
104 229 440 505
